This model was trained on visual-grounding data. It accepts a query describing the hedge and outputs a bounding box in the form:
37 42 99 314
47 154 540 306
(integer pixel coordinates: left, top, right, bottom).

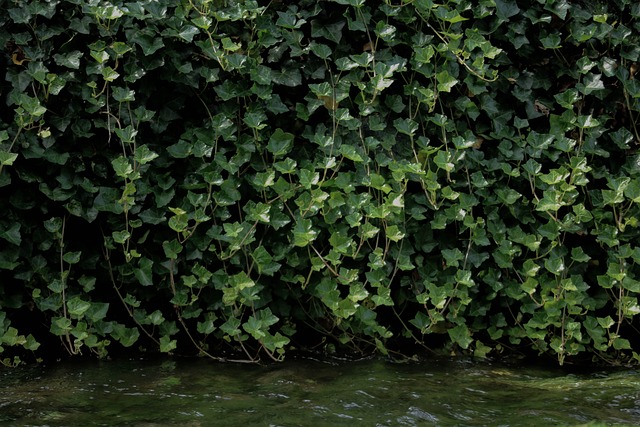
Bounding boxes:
1 0 640 366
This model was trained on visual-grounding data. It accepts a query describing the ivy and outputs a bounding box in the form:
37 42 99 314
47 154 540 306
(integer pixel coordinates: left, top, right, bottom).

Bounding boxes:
0 0 639 366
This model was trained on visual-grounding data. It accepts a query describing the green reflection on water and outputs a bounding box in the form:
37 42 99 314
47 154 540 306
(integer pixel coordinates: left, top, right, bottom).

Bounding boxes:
1 358 639 426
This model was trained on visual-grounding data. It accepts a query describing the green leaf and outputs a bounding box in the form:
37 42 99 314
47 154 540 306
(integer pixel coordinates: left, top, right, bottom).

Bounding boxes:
243 315 265 339
163 239 183 259
102 66 120 82
276 10 305 29
554 89 580 109
2 327 26 346
67 297 91 317
178 25 200 42
448 324 473 349
434 151 454 172
267 128 294 158
570 247 591 263
220 316 241 337
544 254 565 275
112 230 130 244
130 33 165 56
541 34 562 49
494 0 520 21
0 151 18 166
613 337 631 350
134 145 158 164
244 111 268 130
135 257 154 286
293 218 317 247
332 0 365 6
23 334 41 351
0 223 21 246
576 73 604 95
197 317 216 335
112 156 134 178
112 86 135 102
160 335 177 352
192 16 212 29
340 145 364 162
385 225 404 242
148 310 165 326
298 169 319 189
274 158 297 174
335 57 359 71
251 246 281 276
436 70 458 92
63 251 82 264
262 332 290 352
229 271 255 290
394 118 419 136
50 317 72 335
310 42 332 59
85 303 109 322
168 212 188 233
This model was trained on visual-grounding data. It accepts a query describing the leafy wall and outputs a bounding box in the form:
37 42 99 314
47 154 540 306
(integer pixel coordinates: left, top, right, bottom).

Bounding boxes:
1 0 640 365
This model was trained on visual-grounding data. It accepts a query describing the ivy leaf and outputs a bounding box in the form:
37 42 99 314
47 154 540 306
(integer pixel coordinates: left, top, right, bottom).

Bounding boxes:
554 89 580 109
0 223 21 246
243 315 265 339
67 297 91 317
448 324 473 349
229 271 255 290
541 34 562 49
251 246 281 276
544 254 565 275
50 317 72 335
53 50 83 69
160 335 177 352
111 156 133 178
310 42 332 59
262 332 290 352
112 230 130 244
0 151 18 167
178 25 199 42
220 316 241 337
267 128 294 158
85 303 109 322
332 0 365 6
434 151 454 172
293 218 317 247
162 239 183 259
112 86 135 102
134 257 154 286
102 66 120 82
436 70 458 92
385 225 405 242
576 73 604 95
130 32 165 55
63 251 82 264
134 145 159 165
495 0 520 21
570 247 591 263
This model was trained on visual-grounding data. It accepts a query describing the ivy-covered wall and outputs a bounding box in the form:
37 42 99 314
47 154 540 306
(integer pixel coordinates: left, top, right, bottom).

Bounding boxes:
1 0 639 365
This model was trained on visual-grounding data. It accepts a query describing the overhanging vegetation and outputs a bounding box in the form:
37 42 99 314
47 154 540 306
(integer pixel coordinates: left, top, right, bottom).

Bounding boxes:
1 0 640 365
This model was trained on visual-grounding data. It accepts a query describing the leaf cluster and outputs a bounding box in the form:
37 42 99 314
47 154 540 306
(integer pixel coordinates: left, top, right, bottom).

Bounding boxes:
1 0 640 365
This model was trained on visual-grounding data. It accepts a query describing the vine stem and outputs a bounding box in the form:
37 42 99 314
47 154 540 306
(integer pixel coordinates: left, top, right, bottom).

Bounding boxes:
102 240 160 346
167 259 258 363
59 215 77 355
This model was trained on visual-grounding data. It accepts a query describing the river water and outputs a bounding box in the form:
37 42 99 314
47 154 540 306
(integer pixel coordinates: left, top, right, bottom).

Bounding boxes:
1 356 639 426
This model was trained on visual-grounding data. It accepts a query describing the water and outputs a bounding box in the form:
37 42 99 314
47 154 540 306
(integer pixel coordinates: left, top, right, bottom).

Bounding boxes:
1 356 639 426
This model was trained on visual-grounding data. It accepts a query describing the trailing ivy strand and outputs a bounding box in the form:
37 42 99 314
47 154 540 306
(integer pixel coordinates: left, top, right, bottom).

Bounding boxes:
0 0 639 366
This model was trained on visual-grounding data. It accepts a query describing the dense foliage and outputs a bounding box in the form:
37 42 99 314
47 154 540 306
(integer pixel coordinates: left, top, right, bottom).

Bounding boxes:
1 0 639 366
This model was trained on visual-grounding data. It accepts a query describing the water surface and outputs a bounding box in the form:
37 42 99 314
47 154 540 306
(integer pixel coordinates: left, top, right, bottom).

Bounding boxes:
1 357 639 426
